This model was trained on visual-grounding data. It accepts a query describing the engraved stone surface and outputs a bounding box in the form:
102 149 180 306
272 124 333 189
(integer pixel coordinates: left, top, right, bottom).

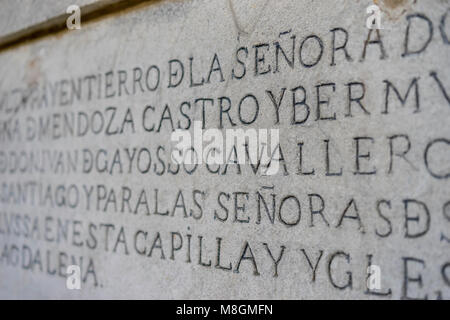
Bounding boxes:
0 0 449 299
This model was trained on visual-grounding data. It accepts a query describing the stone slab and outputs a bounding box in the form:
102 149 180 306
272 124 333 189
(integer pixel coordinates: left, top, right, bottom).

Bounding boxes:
0 0 449 299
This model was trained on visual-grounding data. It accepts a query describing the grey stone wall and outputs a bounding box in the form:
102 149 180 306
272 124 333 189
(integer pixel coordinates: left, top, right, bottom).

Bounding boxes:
0 0 448 299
